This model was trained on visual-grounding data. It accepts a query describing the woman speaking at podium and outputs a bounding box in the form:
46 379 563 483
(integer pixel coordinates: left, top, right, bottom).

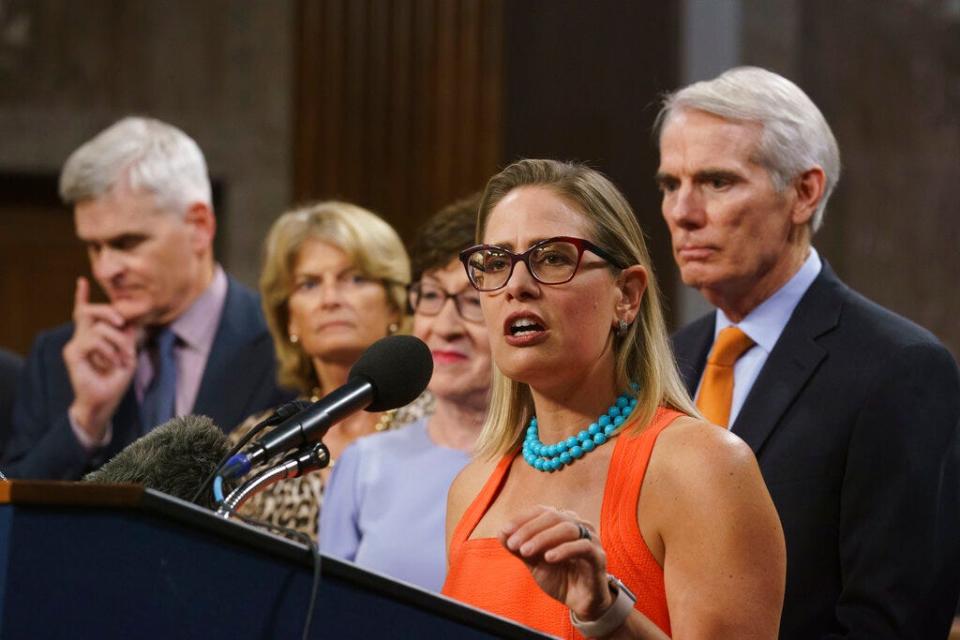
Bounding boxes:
442 160 785 639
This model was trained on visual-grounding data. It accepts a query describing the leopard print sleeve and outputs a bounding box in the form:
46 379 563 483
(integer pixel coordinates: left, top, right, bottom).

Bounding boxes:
227 408 326 540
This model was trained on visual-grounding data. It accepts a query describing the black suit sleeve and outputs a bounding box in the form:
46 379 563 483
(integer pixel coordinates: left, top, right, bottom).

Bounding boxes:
0 334 94 480
0 349 23 452
832 341 960 639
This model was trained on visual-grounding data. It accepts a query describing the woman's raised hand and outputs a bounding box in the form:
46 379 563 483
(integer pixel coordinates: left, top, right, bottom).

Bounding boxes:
499 505 614 622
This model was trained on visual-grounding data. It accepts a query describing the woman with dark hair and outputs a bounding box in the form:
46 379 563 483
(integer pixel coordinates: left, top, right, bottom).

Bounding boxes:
320 194 492 592
442 160 785 639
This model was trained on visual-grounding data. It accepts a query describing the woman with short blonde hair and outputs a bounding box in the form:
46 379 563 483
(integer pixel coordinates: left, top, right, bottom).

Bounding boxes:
230 200 413 539
259 200 410 393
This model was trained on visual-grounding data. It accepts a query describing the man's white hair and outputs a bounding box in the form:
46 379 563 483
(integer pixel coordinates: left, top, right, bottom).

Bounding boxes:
656 66 841 232
59 116 212 214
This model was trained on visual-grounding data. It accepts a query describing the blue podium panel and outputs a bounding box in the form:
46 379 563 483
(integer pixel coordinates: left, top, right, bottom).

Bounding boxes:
0 482 553 640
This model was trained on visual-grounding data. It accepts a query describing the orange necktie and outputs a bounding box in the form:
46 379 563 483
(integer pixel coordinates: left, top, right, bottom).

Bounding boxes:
696 326 755 428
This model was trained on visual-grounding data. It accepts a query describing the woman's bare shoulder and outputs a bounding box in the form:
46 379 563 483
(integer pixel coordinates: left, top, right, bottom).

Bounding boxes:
647 416 764 509
644 418 785 637
656 416 756 473
446 455 502 548
449 455 500 506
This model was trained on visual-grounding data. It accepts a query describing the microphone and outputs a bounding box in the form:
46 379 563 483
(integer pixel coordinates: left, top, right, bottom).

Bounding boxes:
221 335 432 479
262 399 313 426
84 414 231 508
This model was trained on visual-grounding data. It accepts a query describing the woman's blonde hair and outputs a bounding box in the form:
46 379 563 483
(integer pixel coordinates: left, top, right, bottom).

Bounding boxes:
474 159 698 459
259 201 410 393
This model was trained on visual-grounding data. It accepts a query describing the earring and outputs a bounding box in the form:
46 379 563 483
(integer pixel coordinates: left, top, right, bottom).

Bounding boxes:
289 333 299 344
388 322 399 335
615 320 629 338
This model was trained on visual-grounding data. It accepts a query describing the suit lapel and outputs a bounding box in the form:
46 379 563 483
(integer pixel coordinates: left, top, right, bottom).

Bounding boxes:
730 266 844 453
113 385 144 451
192 278 265 425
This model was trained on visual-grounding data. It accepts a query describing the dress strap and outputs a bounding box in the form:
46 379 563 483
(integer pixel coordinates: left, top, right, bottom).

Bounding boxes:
449 450 519 553
608 407 683 494
602 407 685 570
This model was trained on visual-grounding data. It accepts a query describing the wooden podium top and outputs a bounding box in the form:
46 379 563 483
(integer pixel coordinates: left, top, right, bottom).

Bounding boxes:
0 479 315 564
0 479 143 506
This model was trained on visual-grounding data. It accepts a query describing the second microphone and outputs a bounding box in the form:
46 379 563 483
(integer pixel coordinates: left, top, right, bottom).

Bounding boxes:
222 335 433 479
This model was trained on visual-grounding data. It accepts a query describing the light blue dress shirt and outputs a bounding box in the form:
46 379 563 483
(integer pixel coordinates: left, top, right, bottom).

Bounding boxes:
705 248 822 426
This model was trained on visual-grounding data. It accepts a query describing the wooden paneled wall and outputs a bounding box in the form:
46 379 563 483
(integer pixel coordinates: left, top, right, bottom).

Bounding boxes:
793 0 960 358
0 175 91 356
0 1 295 353
294 0 503 241
500 0 680 324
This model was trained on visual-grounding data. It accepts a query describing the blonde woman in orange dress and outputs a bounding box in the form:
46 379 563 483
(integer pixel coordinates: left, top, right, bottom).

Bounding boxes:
443 159 785 639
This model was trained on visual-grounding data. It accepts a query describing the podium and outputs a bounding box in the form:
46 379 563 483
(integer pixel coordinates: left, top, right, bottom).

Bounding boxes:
0 481 552 639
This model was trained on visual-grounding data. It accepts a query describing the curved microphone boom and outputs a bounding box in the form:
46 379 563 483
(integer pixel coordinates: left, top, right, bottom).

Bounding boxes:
188 398 313 505
221 335 433 479
218 443 331 516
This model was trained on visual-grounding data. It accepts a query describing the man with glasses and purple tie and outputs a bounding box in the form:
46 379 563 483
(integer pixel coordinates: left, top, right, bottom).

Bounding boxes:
660 67 960 639
2 117 292 480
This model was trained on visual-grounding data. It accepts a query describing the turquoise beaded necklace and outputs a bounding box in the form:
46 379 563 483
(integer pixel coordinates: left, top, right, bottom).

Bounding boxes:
522 393 638 472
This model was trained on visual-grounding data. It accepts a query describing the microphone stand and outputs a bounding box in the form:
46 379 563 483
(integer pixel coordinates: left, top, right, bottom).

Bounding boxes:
215 442 331 640
216 442 330 519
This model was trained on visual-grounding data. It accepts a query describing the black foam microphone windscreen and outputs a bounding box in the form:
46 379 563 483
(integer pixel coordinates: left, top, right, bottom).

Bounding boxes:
84 415 231 508
348 334 433 411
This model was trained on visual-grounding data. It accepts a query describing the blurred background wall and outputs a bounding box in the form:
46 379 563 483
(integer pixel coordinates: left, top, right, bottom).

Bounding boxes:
0 0 957 358
0 0 295 352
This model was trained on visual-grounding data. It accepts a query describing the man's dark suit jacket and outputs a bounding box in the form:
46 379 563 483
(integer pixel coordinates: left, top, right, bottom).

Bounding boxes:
0 348 24 455
1 276 294 480
672 264 960 640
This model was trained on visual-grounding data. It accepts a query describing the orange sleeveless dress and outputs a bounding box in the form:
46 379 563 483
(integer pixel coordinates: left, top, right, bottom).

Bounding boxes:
443 407 681 639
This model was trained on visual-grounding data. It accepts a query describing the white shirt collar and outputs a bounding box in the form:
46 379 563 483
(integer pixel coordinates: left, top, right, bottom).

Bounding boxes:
715 247 822 353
